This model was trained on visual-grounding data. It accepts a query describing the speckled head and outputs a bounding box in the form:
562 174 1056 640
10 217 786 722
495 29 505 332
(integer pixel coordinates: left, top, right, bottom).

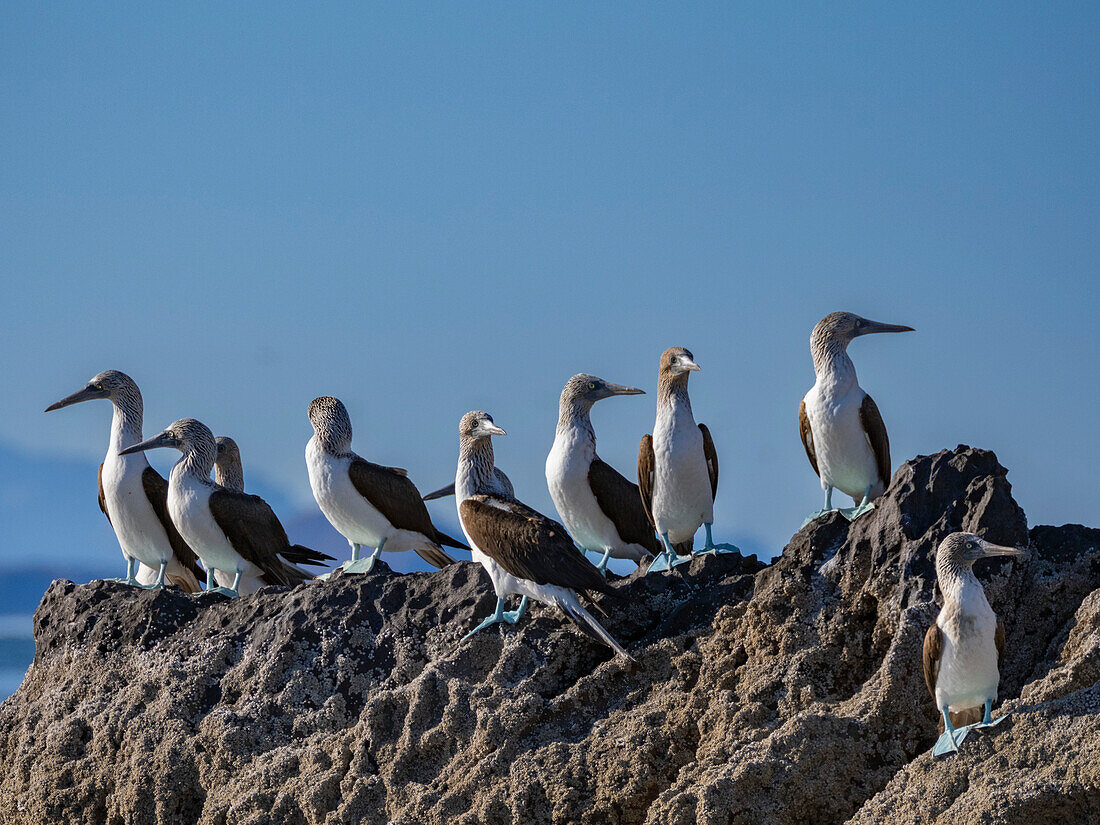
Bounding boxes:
308 396 353 452
214 436 244 491
658 347 700 377
117 418 217 472
45 369 143 416
460 411 507 440
560 374 645 407
936 532 1023 578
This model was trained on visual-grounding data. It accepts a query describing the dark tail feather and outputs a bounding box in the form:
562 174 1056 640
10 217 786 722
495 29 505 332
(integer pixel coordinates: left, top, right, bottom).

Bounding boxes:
416 544 457 569
558 595 633 661
434 529 470 551
423 483 456 501
281 544 336 567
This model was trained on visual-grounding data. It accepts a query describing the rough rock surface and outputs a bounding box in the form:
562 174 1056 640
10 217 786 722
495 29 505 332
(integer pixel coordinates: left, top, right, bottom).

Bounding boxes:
1 446 1098 825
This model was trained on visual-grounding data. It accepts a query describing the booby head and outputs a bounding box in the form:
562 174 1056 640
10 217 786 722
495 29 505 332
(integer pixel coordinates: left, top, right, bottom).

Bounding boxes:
215 436 245 491
45 369 141 412
935 532 1023 578
460 411 507 440
812 312 914 349
308 396 353 452
659 347 701 377
560 374 645 410
119 418 217 469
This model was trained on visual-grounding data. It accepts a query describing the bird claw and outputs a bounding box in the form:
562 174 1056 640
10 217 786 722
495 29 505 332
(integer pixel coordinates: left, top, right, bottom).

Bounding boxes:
461 613 504 641
971 712 1010 731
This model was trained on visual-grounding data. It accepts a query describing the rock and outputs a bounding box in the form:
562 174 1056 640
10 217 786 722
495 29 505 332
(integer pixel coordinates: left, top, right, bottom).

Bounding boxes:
0 445 1097 824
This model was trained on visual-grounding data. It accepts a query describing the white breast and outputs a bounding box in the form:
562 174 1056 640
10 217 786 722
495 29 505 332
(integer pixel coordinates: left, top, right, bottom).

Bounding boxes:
651 406 712 544
306 439 432 554
100 451 173 568
935 586 1001 713
546 431 621 552
168 471 250 577
804 382 879 501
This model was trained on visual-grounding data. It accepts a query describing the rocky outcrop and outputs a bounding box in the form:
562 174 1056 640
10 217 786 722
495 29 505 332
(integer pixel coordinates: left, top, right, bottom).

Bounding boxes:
0 446 1097 824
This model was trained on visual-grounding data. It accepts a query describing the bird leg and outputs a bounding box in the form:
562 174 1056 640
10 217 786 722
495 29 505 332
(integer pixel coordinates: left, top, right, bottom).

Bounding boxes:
110 556 141 587
840 486 876 521
462 597 509 640
595 548 613 576
136 561 168 590
698 523 740 555
502 595 529 623
800 486 839 528
343 538 384 574
645 533 692 574
932 707 970 756
206 568 241 598
972 699 1009 730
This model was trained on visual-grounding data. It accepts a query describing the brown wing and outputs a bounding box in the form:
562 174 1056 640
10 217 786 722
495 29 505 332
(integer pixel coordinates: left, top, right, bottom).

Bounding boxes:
588 457 660 554
460 495 614 596
859 394 892 489
923 623 943 702
348 458 467 550
141 466 204 583
799 398 819 477
996 618 1006 666
97 463 111 523
208 489 307 586
699 423 719 500
637 434 656 529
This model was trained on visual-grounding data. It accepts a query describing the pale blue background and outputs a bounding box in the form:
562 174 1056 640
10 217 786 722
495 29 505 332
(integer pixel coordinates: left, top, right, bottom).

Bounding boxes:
0 3 1097 692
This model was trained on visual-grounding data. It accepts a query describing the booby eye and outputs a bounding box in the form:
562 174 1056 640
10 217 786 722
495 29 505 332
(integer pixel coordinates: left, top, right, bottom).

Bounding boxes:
588 382 596 390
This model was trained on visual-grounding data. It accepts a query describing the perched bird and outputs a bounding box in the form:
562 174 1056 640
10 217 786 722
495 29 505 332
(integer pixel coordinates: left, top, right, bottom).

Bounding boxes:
45 370 202 591
546 374 657 574
638 347 738 573
306 396 466 575
923 532 1023 756
422 412 514 502
120 418 331 596
799 312 913 523
214 436 245 492
459 491 632 658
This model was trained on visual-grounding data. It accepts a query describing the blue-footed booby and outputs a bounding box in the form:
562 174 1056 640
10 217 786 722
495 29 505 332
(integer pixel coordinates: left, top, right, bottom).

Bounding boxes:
458 488 632 658
638 348 739 573
546 374 657 575
799 312 913 523
45 370 203 591
306 396 466 575
214 436 245 492
120 418 331 596
924 532 1023 756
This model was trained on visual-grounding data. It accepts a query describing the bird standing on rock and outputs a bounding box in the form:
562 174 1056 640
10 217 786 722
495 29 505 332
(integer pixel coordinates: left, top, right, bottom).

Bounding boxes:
639 347 739 573
546 374 657 575
306 396 466 575
120 418 331 596
45 370 203 591
923 532 1023 756
799 311 913 524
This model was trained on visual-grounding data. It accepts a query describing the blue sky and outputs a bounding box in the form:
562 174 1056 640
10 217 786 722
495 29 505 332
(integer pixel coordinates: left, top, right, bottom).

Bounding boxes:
1 3 1097 559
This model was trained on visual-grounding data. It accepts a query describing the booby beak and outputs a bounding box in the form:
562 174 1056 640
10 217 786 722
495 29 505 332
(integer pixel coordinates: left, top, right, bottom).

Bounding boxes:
483 423 507 436
979 540 1024 558
606 383 646 396
681 359 701 372
118 431 179 456
45 384 109 412
860 320 915 336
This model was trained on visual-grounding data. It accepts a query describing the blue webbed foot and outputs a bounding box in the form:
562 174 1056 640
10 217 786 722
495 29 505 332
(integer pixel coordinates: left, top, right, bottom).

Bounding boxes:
932 726 970 756
972 701 1009 730
462 598 509 641
840 501 876 521
800 510 837 529
699 543 741 555
341 556 378 574
206 587 239 598
502 596 529 624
